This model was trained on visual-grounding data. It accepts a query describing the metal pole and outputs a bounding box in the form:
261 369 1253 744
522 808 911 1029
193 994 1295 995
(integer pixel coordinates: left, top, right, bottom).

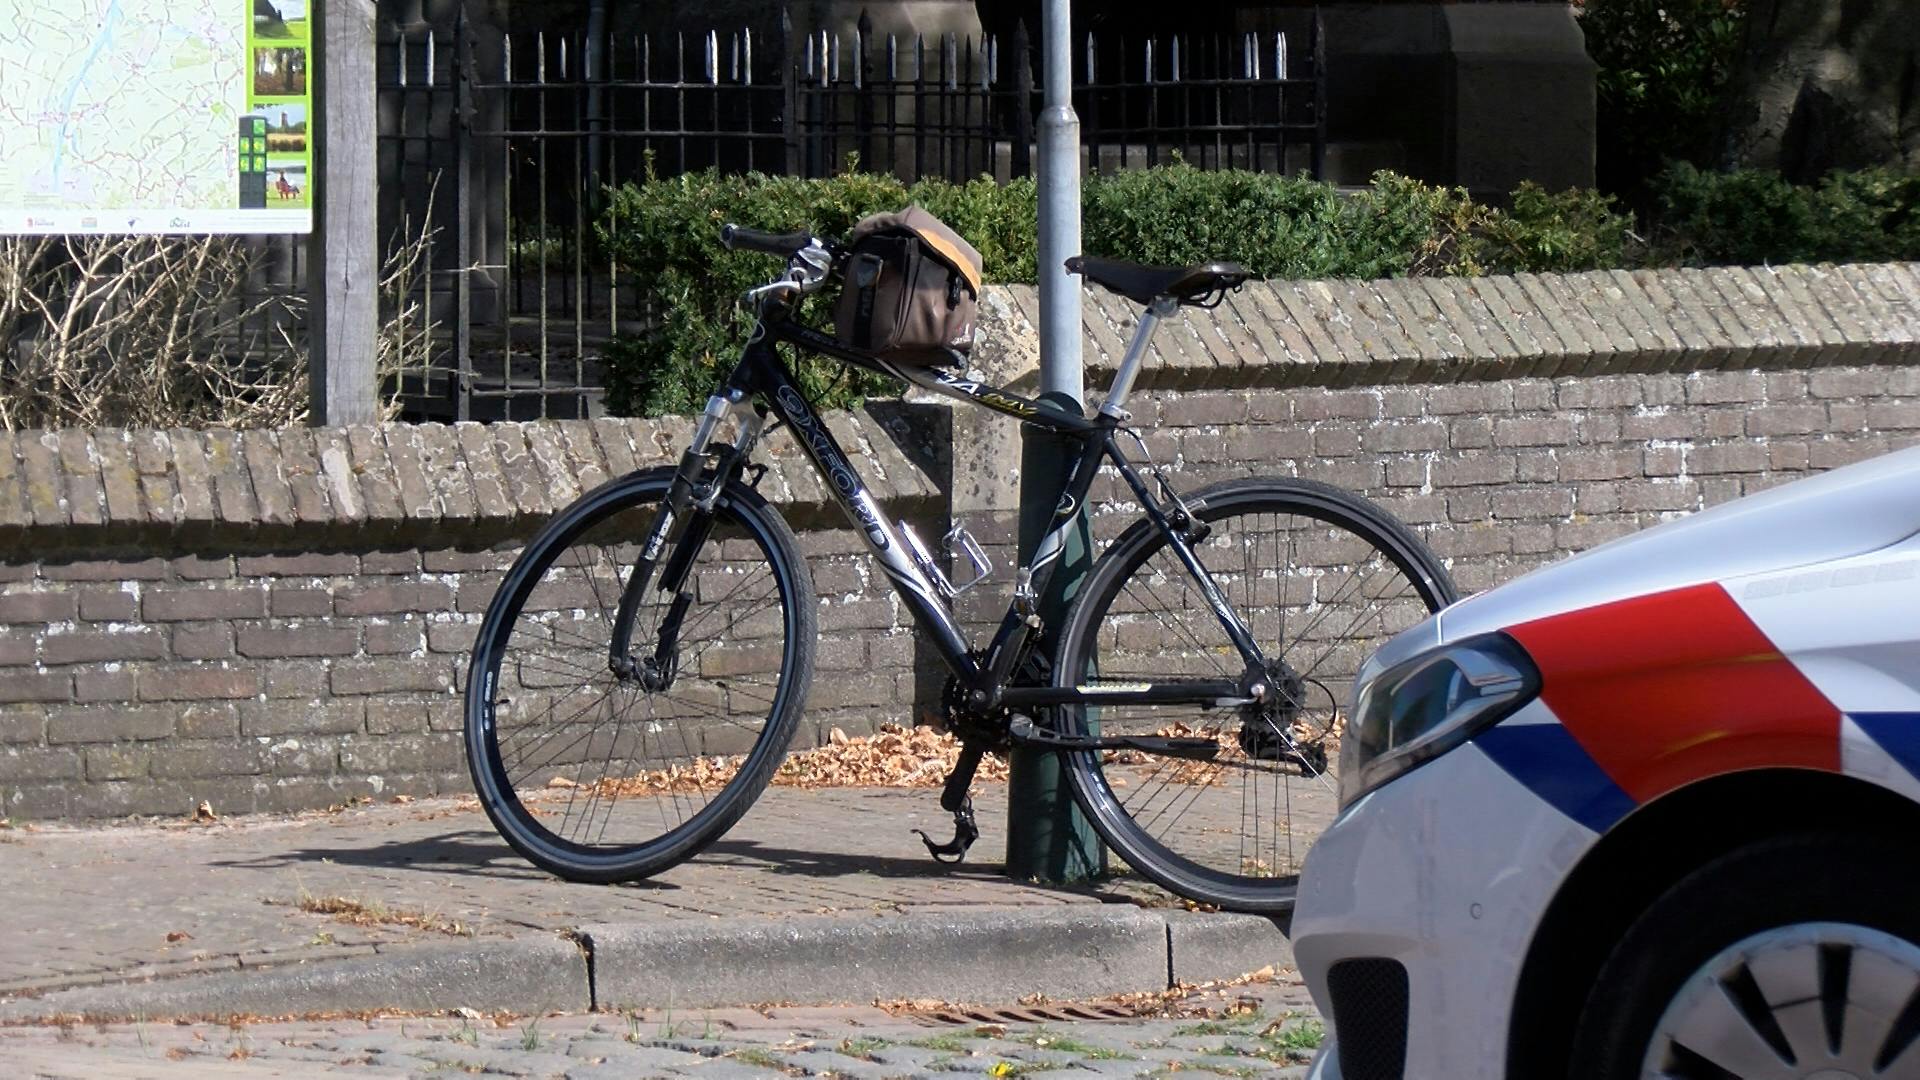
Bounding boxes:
1035 0 1081 402
1007 0 1102 886
309 0 380 426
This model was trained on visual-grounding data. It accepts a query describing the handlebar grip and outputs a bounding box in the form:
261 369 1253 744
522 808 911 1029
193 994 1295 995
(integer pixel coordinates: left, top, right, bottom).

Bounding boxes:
719 224 814 257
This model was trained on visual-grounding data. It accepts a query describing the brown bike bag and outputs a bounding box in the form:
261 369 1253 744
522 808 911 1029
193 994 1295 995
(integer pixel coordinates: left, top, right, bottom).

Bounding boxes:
834 206 983 366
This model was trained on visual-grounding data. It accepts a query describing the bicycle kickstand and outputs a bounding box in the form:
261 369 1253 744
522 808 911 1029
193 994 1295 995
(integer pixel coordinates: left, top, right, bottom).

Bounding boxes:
913 742 983 864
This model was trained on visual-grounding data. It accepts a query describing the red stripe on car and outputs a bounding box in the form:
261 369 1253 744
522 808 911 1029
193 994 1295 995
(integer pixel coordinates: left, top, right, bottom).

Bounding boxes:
1505 583 1841 803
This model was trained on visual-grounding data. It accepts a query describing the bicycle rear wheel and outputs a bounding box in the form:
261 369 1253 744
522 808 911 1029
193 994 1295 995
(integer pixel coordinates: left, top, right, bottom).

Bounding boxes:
464 468 815 883
1052 477 1455 912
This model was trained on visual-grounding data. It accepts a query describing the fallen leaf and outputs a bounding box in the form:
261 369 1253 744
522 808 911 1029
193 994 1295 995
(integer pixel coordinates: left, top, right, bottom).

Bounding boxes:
974 1023 1007 1038
546 777 581 789
165 931 193 943
390 795 415 804
558 724 1011 799
192 801 216 823
453 1007 483 1020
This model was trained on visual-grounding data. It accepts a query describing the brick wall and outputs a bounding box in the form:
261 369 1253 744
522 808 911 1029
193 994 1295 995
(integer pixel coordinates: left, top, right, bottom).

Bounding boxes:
3 262 1917 819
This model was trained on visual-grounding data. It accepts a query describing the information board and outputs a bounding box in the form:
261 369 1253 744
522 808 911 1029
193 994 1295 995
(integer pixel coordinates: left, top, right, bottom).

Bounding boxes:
0 0 316 234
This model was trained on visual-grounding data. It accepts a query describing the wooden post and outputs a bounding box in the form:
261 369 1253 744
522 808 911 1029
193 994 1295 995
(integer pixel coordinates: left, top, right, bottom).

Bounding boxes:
309 0 380 426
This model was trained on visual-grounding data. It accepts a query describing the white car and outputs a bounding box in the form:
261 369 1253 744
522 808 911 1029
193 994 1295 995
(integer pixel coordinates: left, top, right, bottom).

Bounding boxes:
1294 445 1920 1080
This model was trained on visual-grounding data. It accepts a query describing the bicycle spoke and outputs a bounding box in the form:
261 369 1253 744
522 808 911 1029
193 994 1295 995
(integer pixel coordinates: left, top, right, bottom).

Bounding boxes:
1060 483 1451 903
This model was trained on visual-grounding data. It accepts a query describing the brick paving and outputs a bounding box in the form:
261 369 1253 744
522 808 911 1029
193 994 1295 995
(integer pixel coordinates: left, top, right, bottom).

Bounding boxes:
0 978 1322 1078
0 783 1335 1000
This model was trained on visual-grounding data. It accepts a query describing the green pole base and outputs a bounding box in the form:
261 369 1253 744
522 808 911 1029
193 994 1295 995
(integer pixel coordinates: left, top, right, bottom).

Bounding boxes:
1004 390 1106 886
1005 745 1105 884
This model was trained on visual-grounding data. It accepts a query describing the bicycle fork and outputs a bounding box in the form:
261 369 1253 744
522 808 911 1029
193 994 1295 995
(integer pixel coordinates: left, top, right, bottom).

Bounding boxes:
609 392 765 684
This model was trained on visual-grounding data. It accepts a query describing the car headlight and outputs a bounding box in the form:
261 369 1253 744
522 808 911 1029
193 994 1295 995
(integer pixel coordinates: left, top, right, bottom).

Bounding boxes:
1338 632 1539 808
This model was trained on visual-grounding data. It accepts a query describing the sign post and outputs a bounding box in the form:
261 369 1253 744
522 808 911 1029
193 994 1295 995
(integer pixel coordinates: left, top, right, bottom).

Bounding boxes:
308 0 379 426
1006 0 1104 885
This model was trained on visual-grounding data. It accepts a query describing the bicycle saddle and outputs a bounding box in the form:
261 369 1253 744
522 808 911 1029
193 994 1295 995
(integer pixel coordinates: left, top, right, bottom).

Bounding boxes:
1066 255 1248 306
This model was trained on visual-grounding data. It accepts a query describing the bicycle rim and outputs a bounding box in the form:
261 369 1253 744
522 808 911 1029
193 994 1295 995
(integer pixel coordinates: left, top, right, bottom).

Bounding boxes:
464 471 811 881
1055 477 1455 911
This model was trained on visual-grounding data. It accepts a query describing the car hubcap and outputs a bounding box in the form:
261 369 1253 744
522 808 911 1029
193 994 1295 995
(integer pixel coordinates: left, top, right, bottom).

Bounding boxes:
1643 922 1920 1079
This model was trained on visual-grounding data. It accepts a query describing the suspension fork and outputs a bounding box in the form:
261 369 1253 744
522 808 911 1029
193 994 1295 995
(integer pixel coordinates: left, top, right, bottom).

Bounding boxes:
608 391 764 682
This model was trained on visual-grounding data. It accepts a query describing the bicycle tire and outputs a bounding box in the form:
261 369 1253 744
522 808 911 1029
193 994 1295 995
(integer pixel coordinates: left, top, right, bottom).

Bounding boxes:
464 467 816 883
1051 476 1456 912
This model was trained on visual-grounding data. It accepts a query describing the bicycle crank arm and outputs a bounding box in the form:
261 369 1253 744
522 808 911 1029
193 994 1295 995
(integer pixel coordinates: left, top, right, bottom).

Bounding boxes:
1007 716 1220 760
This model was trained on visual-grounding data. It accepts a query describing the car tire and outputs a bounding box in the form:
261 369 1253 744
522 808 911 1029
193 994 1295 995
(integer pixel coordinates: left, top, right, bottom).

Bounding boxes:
1568 830 1920 1080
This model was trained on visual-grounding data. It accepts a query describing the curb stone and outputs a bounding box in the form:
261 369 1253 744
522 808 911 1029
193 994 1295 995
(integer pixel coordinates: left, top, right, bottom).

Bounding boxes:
0 907 1292 1022
586 907 1173 1011
0 935 589 1022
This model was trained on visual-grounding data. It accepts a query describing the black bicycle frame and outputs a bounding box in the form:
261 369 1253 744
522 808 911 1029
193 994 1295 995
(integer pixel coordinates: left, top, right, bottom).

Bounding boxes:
628 307 1268 710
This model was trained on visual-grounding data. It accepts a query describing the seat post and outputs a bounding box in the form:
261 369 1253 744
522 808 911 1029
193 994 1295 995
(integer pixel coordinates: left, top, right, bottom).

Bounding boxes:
1099 296 1178 421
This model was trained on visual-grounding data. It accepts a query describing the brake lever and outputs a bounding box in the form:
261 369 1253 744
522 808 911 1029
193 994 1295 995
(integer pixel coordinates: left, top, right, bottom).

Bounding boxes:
741 279 802 306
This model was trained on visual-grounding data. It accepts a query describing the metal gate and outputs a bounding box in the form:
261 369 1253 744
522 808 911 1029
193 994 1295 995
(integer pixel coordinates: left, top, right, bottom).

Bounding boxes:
377 6 1327 422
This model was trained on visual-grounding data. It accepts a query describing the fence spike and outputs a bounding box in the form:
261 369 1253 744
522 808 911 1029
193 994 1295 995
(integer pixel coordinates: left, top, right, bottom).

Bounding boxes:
987 33 997 85
915 33 926 84
640 32 650 84
1170 34 1180 82
708 29 719 84
1244 31 1255 80
503 31 511 83
888 33 897 81
537 31 545 83
393 21 408 87
1085 30 1096 83
743 27 753 85
853 17 865 90
427 30 436 85
1144 37 1153 84
943 32 957 90
1276 31 1287 82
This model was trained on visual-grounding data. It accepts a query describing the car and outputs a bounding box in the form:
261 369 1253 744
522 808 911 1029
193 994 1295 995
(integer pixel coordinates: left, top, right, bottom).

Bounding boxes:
1293 444 1920 1080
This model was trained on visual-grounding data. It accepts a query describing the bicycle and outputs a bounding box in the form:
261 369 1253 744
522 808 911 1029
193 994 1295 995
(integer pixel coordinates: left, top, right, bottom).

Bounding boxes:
463 224 1458 912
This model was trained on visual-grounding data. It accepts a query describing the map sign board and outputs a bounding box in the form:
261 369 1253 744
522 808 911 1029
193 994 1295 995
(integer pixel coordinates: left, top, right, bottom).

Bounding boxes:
0 1 316 234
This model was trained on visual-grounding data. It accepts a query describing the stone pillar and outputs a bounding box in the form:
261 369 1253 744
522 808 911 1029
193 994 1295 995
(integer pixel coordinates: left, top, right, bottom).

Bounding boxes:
1442 3 1596 198
1244 3 1595 196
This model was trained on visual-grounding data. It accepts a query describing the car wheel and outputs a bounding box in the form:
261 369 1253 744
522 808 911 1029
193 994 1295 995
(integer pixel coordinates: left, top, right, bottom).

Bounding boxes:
1569 831 1920 1080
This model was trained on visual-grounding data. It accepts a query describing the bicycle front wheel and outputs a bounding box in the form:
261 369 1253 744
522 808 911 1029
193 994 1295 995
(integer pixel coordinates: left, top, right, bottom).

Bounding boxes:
1053 477 1455 912
465 468 815 883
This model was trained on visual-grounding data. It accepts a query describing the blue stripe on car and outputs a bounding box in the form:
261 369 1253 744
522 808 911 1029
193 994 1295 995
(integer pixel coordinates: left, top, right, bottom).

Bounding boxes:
1850 712 1920 782
1473 723 1637 834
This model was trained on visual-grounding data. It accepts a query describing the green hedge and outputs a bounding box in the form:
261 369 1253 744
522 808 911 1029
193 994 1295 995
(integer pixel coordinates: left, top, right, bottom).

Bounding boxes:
1650 163 1920 267
597 165 1632 416
597 162 1912 418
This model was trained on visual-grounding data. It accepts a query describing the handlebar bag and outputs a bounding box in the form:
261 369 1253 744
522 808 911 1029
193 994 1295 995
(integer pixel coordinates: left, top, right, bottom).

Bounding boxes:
834 205 983 366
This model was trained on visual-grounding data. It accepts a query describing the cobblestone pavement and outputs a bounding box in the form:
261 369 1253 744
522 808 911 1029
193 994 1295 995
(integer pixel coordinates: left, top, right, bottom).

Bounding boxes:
0 784 1338 997
0 978 1323 1078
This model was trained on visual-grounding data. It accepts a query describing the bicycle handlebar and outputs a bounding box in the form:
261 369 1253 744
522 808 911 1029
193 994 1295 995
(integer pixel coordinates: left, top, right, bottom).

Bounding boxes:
719 224 815 257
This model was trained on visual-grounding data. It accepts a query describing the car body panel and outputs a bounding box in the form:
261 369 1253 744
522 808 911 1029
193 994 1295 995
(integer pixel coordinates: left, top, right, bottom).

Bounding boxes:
1296 723 1599 1078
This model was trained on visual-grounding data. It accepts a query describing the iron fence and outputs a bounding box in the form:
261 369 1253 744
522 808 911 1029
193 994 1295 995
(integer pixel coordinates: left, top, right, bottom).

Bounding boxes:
376 6 1327 422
